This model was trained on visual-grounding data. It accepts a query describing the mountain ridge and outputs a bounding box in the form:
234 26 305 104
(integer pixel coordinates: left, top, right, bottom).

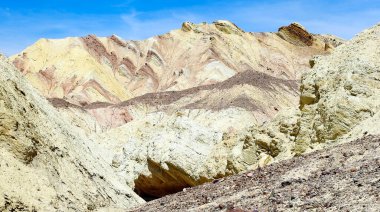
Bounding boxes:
11 21 341 105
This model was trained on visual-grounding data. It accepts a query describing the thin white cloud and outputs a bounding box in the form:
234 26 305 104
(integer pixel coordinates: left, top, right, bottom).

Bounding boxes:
1 0 379 55
120 10 204 39
119 0 379 40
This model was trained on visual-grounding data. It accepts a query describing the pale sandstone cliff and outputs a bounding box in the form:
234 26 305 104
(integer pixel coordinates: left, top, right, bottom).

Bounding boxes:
0 56 143 211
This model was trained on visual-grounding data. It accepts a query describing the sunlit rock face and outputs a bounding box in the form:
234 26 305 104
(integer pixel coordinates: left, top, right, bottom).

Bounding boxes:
294 23 380 154
0 56 143 211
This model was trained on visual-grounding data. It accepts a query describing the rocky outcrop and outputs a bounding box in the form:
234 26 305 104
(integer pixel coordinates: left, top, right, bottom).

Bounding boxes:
213 20 244 35
278 23 315 46
181 22 196 32
95 110 250 197
0 56 143 210
295 22 380 154
277 22 342 52
238 23 380 162
239 23 380 162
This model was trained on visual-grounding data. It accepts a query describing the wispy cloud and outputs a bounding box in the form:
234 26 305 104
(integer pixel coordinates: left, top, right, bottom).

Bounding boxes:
119 0 380 40
120 10 204 39
111 0 137 8
0 0 379 56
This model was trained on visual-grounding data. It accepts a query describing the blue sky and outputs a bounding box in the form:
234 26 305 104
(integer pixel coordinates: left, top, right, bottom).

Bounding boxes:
0 0 379 56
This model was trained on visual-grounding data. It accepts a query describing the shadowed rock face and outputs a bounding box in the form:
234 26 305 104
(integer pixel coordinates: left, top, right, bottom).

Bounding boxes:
11 21 337 106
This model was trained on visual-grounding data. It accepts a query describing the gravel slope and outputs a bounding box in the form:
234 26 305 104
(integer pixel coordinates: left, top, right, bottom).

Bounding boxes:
131 135 380 212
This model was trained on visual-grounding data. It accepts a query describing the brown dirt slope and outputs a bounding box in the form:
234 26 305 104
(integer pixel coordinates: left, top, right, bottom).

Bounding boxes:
115 70 298 110
131 135 380 211
76 70 299 129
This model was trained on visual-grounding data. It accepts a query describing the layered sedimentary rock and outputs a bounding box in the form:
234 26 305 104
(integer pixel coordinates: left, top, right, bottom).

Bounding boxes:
12 21 337 106
278 22 317 46
93 73 300 197
277 22 344 49
0 56 143 211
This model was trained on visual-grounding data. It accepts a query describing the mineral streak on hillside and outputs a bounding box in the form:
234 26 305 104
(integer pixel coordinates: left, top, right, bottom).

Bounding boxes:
81 70 300 129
